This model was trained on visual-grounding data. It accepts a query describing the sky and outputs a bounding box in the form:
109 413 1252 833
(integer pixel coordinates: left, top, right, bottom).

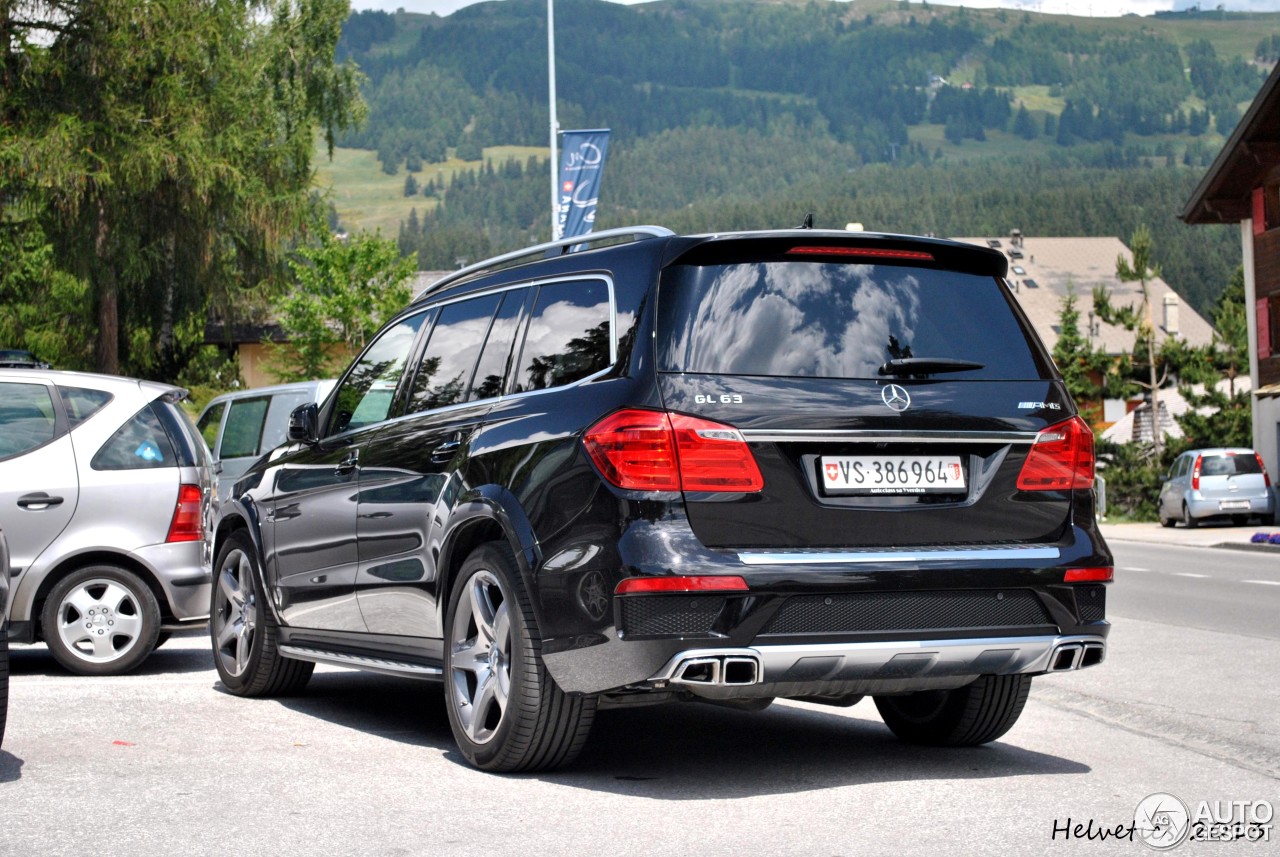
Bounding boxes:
351 0 1280 19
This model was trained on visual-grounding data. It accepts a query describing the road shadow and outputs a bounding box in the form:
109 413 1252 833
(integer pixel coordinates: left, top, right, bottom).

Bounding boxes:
0 749 24 783
257 671 1090 798
7 634 215 678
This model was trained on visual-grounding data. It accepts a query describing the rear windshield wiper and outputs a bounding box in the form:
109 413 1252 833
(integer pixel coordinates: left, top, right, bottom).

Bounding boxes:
878 358 985 376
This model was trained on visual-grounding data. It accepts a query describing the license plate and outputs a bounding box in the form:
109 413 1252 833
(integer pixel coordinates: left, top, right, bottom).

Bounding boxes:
820 455 966 495
1219 500 1250 510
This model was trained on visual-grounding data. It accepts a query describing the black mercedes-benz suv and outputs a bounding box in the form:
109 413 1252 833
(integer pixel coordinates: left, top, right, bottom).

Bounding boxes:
210 226 1111 772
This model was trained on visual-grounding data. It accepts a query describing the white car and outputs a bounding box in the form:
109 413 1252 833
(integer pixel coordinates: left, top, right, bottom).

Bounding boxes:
1158 447 1276 528
196 379 336 504
0 369 214 675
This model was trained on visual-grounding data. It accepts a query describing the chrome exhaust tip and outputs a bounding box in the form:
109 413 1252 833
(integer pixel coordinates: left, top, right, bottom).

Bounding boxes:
1050 643 1084 672
669 653 762 687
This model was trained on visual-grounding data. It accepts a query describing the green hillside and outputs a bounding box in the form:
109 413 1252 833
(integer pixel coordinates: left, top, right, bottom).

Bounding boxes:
319 0 1280 314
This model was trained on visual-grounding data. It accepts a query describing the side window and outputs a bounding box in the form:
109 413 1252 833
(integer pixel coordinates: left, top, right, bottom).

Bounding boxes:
513 279 612 393
197 402 226 451
221 397 270 458
408 294 502 414
58 386 112 427
329 310 429 435
92 404 178 471
0 382 58 461
469 289 527 403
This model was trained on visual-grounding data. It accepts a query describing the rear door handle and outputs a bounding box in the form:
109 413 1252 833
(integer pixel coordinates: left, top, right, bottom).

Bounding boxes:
335 450 359 475
431 440 461 462
17 492 64 510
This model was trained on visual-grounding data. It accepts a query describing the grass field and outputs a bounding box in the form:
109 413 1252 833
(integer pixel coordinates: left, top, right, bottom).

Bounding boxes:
313 144 549 235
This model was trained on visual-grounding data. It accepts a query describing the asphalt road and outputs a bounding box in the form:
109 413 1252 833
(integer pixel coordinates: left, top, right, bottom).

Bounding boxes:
2 536 1277 856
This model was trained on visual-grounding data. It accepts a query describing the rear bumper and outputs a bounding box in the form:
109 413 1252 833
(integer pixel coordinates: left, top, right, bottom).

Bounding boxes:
1187 494 1273 519
646 633 1106 700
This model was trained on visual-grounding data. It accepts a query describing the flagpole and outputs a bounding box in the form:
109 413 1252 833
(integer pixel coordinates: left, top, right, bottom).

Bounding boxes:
548 0 560 241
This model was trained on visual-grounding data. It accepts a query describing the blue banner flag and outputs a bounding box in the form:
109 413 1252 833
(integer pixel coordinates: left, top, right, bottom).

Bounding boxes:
556 129 610 240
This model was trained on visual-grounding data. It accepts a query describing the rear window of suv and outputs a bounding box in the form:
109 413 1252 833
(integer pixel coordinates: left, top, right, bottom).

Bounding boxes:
657 260 1048 380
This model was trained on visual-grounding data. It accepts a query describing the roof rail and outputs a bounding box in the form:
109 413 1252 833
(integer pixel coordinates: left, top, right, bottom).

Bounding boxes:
418 225 675 300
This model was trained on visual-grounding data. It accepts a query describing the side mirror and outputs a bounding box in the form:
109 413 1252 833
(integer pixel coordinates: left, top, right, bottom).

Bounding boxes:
288 402 319 445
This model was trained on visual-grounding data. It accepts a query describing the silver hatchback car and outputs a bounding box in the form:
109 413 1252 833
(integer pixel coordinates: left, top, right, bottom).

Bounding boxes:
0 369 214 675
1158 447 1275 528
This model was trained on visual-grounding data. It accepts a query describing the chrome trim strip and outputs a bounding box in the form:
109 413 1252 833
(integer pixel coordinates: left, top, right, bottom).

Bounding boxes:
279 645 443 679
649 634 1106 684
737 545 1061 565
739 429 1036 444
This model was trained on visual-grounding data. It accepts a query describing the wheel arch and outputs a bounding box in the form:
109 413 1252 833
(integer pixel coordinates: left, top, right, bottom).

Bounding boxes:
435 485 540 634
23 550 171 641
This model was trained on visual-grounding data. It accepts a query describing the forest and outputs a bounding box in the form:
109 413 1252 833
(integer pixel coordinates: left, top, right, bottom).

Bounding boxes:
332 0 1279 316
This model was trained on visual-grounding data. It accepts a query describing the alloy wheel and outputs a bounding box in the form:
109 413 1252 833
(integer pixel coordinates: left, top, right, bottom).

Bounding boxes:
52 578 145 664
213 548 258 678
447 569 512 745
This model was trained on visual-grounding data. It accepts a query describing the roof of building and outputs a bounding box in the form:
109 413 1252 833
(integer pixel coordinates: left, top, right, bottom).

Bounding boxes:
1182 61 1280 225
953 235 1216 354
1100 376 1251 444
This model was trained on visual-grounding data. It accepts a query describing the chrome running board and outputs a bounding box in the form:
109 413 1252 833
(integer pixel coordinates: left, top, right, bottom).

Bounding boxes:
278 645 443 680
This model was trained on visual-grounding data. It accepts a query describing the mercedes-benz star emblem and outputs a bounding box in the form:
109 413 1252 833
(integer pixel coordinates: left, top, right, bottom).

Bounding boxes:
881 384 911 412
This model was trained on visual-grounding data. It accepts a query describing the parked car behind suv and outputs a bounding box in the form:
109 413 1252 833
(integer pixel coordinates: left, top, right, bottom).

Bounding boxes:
0 370 214 675
210 226 1112 772
1158 447 1275 527
1 527 10 747
197 379 337 504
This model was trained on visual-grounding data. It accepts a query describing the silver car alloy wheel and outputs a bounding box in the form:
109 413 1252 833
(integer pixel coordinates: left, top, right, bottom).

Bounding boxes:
448 569 512 745
213 548 258 678
52 577 145 664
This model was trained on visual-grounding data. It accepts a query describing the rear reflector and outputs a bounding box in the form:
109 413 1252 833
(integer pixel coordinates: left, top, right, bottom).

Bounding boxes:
616 575 749 594
1016 415 1095 491
786 246 935 261
1065 567 1113 583
166 483 204 543
584 409 764 493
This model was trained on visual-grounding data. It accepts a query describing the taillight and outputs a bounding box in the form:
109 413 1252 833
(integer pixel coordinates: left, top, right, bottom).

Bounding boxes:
1065 567 1113 583
583 409 764 493
615 575 749 594
166 483 204 543
1256 453 1272 488
1016 416 1095 491
1191 454 1203 491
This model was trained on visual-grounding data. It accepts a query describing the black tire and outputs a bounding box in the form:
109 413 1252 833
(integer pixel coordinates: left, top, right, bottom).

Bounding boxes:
154 632 173 648
443 542 595 772
1182 504 1199 529
41 565 161 676
210 531 313 696
874 674 1032 747
0 635 9 749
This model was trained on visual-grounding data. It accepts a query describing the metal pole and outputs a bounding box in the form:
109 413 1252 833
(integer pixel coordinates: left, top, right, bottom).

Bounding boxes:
548 0 559 241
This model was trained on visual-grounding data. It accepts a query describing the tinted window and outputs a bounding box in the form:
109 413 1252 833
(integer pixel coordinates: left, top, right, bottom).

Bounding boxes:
221 397 269 458
513 280 611 393
0 382 57 460
198 401 226 449
59 387 112 427
1202 454 1262 477
658 262 1046 380
156 400 206 467
92 404 178 470
408 294 503 413
330 310 429 435
469 289 526 402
